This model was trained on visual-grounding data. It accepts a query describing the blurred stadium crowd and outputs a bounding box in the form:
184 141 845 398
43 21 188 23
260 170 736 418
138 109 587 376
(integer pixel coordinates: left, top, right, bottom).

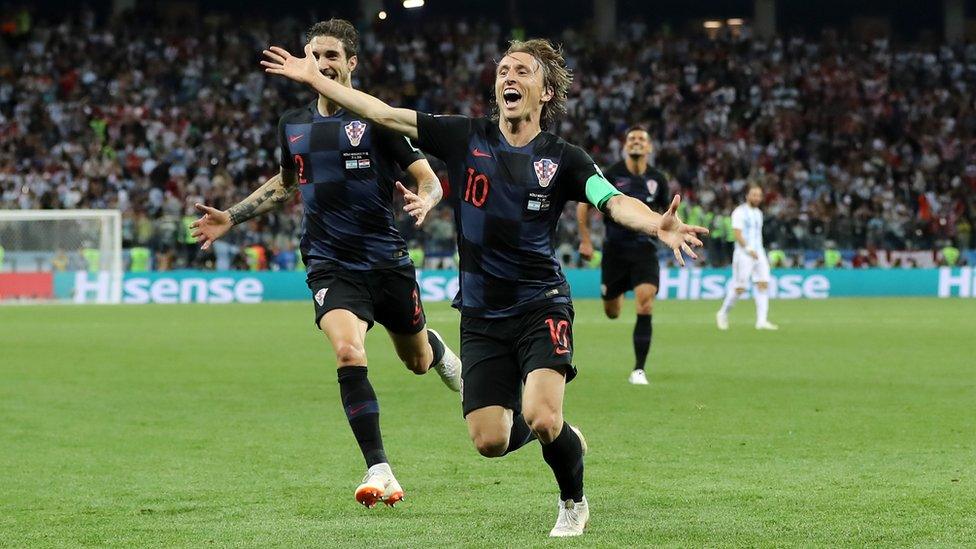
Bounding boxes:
1 7 974 270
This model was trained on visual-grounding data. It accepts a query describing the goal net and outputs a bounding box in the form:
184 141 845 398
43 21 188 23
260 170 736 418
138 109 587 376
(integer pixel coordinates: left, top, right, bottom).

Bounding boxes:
0 209 122 303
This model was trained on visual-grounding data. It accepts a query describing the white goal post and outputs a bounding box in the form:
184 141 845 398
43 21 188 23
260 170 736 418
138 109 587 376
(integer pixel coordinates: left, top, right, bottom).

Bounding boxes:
0 209 123 303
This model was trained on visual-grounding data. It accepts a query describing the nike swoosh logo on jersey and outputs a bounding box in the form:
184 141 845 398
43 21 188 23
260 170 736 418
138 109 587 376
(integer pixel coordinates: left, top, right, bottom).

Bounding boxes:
472 148 492 158
289 134 304 143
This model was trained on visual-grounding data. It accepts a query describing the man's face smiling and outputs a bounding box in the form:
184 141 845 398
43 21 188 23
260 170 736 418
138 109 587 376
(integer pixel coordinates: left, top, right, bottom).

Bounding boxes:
624 130 652 158
495 52 552 124
309 35 356 87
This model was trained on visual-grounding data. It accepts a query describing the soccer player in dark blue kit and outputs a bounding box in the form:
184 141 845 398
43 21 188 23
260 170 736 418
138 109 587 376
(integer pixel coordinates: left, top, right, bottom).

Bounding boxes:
577 127 672 385
191 19 461 510
262 37 707 537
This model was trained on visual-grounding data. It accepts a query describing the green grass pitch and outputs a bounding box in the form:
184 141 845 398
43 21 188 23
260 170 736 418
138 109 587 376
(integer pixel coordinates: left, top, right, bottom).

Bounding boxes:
1 298 974 547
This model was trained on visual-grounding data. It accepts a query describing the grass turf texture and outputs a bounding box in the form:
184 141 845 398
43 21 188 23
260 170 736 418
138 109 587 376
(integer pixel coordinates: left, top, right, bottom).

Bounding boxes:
1 298 974 547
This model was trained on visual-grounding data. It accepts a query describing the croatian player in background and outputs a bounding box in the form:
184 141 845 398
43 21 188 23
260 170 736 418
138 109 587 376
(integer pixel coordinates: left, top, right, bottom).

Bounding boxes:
716 184 778 330
577 127 671 386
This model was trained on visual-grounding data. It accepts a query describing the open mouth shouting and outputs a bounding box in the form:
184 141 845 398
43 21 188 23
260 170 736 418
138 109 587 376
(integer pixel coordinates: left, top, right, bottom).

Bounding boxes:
502 87 523 109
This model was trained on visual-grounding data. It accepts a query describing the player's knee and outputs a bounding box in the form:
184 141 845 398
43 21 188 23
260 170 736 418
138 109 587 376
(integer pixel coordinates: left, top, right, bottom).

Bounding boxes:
636 299 654 315
604 303 620 319
471 432 508 458
735 287 747 296
756 282 769 291
524 411 562 443
333 342 366 366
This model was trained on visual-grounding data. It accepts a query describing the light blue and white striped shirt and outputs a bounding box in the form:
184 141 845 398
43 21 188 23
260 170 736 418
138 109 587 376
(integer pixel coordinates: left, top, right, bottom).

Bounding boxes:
731 203 764 252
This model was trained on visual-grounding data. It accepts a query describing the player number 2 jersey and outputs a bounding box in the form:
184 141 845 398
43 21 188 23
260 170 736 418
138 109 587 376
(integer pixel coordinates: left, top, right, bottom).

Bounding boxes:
278 103 423 271
730 203 764 252
415 114 607 319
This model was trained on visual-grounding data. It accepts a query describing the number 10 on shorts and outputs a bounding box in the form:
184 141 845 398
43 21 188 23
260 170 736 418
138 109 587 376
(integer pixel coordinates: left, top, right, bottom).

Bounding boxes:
546 318 571 356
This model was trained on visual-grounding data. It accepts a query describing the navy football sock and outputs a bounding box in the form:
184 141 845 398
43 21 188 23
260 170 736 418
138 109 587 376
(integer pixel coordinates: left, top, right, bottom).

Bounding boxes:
633 314 652 370
337 366 387 468
503 414 537 455
541 422 584 502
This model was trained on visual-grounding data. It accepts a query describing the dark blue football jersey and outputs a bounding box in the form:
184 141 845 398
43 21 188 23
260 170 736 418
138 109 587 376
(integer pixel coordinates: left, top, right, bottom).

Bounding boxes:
601 161 671 251
278 102 423 271
416 114 606 318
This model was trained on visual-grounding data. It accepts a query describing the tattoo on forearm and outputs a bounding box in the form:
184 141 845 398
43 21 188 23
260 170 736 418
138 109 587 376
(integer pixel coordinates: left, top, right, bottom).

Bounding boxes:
228 188 274 225
418 178 442 204
228 174 294 225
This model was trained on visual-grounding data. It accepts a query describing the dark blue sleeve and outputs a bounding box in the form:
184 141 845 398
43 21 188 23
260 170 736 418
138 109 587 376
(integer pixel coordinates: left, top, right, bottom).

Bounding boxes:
559 144 600 204
278 114 295 171
416 113 471 163
376 125 425 170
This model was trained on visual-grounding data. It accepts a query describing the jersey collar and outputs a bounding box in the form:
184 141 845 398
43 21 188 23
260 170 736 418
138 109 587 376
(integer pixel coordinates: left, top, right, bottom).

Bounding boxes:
310 101 346 119
491 123 549 152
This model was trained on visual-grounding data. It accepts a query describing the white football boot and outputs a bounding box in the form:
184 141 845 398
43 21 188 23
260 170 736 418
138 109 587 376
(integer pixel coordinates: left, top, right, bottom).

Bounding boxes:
570 424 587 456
547 424 589 536
549 496 590 537
755 321 779 330
428 329 462 392
716 311 729 330
355 463 404 508
628 369 649 385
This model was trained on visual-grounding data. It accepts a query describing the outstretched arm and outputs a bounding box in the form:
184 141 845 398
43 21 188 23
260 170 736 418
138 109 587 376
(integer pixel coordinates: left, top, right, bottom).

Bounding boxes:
261 45 419 140
604 194 709 266
190 168 298 250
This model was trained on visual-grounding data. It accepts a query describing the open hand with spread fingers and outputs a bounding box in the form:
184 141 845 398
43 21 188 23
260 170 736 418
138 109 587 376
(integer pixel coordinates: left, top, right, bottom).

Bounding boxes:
396 181 433 227
657 195 709 266
261 44 320 84
189 203 232 251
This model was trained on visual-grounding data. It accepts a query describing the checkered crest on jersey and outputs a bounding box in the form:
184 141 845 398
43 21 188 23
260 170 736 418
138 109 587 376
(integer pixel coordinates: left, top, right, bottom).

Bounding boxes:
345 120 367 147
534 158 558 188
646 178 659 195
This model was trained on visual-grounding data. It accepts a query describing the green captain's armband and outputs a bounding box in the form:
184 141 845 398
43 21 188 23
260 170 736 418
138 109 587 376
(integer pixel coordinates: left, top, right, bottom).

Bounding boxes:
585 173 622 211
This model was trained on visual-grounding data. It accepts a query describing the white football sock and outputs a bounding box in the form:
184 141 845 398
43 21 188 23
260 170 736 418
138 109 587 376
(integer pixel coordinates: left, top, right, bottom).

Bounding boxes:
719 286 739 314
755 288 769 324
